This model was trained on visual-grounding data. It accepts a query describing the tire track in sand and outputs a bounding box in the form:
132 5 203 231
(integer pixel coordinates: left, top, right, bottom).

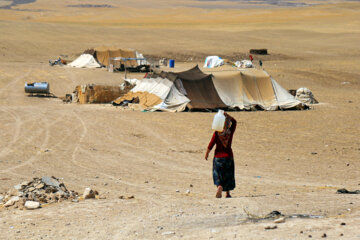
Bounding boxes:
0 112 62 175
0 108 21 157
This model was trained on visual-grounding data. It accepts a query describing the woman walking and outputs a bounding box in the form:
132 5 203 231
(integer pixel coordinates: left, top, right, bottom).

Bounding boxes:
205 112 237 198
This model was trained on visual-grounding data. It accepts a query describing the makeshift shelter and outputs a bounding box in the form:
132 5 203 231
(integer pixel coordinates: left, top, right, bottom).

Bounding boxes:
210 67 303 110
75 84 129 104
113 78 190 112
69 54 101 68
93 46 138 67
150 65 227 110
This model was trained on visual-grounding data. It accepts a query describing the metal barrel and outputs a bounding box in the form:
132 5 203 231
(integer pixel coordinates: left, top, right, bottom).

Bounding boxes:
25 82 50 94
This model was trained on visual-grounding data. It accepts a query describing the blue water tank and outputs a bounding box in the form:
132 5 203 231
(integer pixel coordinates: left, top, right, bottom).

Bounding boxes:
169 59 175 68
24 82 50 94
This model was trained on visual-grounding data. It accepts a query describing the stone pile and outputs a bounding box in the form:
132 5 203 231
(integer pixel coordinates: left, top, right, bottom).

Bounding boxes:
0 176 78 210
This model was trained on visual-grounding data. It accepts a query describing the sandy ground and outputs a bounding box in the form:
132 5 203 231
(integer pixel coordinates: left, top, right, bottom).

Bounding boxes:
0 0 360 239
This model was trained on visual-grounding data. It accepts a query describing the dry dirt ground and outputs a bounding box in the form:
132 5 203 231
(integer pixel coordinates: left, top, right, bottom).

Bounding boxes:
0 0 360 239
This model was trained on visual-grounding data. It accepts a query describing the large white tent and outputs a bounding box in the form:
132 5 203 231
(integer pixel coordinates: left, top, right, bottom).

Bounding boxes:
210 67 303 110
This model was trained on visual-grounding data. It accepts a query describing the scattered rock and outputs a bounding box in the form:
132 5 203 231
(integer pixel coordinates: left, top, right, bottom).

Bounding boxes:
161 231 175 236
308 235 312 238
340 233 343 236
35 183 44 189
176 189 180 192
127 195 135 199
24 201 40 210
7 188 19 197
190 184 193 187
4 196 20 207
311 152 317 155
340 222 346 226
2 176 78 210
321 233 327 238
300 231 303 234
186 189 190 194
274 217 285 223
83 188 96 199
265 225 277 230
41 176 60 188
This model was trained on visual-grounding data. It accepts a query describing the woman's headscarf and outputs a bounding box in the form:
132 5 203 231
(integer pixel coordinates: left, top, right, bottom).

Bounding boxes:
217 117 232 148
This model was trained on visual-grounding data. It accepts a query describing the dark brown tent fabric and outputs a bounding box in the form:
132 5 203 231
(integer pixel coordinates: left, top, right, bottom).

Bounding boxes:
150 65 226 110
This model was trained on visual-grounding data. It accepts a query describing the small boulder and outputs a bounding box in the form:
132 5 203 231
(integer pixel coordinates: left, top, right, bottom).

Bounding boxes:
35 183 44 189
20 181 30 186
41 176 60 188
14 184 22 190
83 188 96 199
4 196 20 207
274 217 286 223
25 201 41 210
265 225 277 230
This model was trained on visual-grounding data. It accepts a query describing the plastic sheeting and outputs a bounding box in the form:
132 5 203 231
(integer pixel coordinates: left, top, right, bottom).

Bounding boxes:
211 68 302 110
296 87 318 104
69 54 101 68
135 51 150 66
204 56 224 68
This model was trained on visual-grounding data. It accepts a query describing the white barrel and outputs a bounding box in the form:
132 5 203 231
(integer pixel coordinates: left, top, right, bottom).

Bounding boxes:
212 110 226 131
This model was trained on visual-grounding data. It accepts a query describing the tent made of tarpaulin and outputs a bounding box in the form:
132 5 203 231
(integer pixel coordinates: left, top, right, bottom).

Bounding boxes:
113 78 190 112
150 65 227 110
210 67 303 110
93 46 137 67
69 54 101 68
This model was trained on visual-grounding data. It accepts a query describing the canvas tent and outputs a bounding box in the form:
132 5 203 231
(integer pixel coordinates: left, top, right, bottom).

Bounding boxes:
115 65 303 112
209 67 303 110
93 46 138 67
69 54 101 68
150 65 227 110
112 78 190 112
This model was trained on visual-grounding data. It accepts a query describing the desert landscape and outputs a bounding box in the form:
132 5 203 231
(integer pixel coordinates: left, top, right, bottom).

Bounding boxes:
0 0 359 239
